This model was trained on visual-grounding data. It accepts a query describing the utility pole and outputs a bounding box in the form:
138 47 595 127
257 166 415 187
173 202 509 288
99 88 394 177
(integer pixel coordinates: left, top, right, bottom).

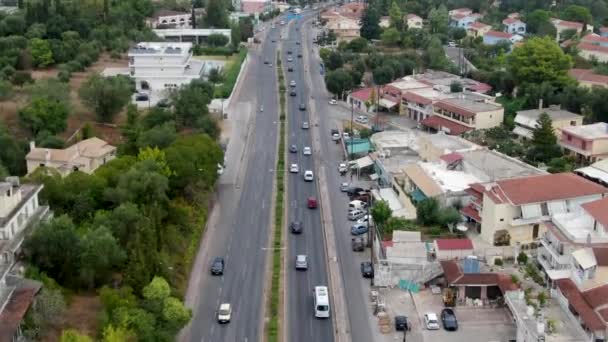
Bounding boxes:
350 95 354 181
368 191 374 286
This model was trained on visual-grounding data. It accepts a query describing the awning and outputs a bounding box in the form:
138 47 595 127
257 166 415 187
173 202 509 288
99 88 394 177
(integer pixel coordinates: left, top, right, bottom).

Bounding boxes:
576 166 608 184
420 116 473 135
513 126 533 139
369 173 379 180
378 98 398 109
353 155 374 169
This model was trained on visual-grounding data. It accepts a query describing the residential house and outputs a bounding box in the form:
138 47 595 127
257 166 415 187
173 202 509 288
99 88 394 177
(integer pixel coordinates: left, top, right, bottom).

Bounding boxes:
467 22 491 38
241 0 272 14
26 138 117 177
325 15 361 42
576 159 608 187
379 16 390 28
537 197 608 288
440 259 519 306
462 172 608 246
450 10 482 29
420 93 504 135
347 87 376 113
0 176 50 342
551 18 592 40
417 132 480 162
379 78 429 113
401 87 455 122
413 69 492 94
578 42 608 63
404 148 544 206
569 68 608 88
448 7 473 17
433 238 474 260
147 9 192 29
513 104 583 140
502 17 526 35
405 13 423 29
153 28 231 45
560 122 608 163
507 12 520 19
482 30 523 46
119 42 204 102
379 231 438 287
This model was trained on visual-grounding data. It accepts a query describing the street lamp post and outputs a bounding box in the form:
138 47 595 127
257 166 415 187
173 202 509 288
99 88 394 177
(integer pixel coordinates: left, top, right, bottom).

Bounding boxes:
367 189 374 286
350 94 354 181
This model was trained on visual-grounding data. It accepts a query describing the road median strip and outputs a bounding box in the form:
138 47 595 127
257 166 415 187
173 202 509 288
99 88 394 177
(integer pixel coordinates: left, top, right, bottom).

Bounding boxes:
266 50 287 342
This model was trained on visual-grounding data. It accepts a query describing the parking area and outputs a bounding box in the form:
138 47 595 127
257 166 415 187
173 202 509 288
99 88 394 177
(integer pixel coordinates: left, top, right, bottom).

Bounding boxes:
412 289 516 342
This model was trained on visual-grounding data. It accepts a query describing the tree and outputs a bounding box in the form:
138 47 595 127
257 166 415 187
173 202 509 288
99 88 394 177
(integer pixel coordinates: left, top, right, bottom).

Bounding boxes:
19 97 69 135
388 0 403 30
79 226 126 288
562 5 592 26
205 0 229 28
526 10 555 37
450 81 463 92
79 74 132 122
137 122 177 149
28 38 54 67
428 5 448 34
427 35 450 70
507 37 573 88
526 112 562 164
347 37 368 52
547 156 576 173
172 80 214 128
371 200 392 230
102 325 134 342
208 67 224 84
0 80 12 100
416 198 440 226
324 69 353 99
11 70 33 86
324 51 343 71
230 22 241 49
137 147 174 177
27 78 70 105
59 330 93 342
372 65 393 85
207 33 229 47
360 5 381 40
23 288 66 340
381 27 401 46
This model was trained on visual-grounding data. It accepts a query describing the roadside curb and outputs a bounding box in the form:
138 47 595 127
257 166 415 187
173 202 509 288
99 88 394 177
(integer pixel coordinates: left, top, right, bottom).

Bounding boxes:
303 19 352 342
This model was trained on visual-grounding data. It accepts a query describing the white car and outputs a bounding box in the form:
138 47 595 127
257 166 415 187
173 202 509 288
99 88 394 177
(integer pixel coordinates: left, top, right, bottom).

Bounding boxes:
295 254 308 270
302 121 309 129
357 215 373 225
329 99 337 105
355 115 368 124
447 41 457 47
332 133 341 141
340 182 350 191
287 57 293 62
304 170 314 181
424 313 440 330
217 303 232 323
303 146 312 155
217 163 224 175
338 163 347 173
290 163 299 173
290 80 296 87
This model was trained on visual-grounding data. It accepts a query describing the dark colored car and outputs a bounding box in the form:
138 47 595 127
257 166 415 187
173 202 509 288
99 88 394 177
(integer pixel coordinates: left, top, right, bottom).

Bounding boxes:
360 261 373 278
289 144 298 153
135 94 149 101
297 53 302 58
299 103 306 110
290 91 296 96
441 308 458 331
210 257 225 275
157 99 171 108
346 187 365 197
288 67 293 72
395 315 409 331
287 50 292 54
296 41 301 45
351 237 364 252
264 60 269 64
290 221 303 234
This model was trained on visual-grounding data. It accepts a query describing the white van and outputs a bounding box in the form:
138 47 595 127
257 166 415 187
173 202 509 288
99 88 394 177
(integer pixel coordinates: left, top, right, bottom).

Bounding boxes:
314 286 330 318
348 200 367 211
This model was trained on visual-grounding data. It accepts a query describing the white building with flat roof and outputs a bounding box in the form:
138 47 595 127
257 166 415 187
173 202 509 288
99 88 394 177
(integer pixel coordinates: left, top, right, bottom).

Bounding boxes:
153 28 232 45
127 42 204 97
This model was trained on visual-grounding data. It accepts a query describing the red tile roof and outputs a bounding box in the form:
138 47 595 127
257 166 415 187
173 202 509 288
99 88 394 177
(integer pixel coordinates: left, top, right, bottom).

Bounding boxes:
451 13 467 20
469 21 490 29
582 197 608 227
436 238 473 250
485 30 513 39
467 82 492 93
407 13 422 20
0 289 38 341
440 152 464 164
421 116 473 136
460 204 481 222
557 278 605 331
601 27 608 33
485 173 608 205
578 42 608 54
402 91 433 105
599 308 608 322
440 260 518 290
593 247 608 266
455 273 499 285
554 19 584 29
583 284 608 309
350 87 373 102
569 68 608 86
440 260 464 283
582 34 608 44
508 12 520 19
502 18 522 25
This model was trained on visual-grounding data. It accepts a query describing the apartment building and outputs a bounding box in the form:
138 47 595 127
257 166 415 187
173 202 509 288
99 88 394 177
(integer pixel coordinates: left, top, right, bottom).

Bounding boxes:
560 122 608 164
463 173 608 246
325 15 361 42
26 138 117 177
502 17 526 35
0 177 50 341
146 9 192 29
401 87 455 122
513 104 583 140
420 93 504 135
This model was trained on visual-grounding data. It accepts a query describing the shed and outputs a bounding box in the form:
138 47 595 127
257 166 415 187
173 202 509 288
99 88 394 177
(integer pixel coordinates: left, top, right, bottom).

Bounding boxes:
434 238 474 260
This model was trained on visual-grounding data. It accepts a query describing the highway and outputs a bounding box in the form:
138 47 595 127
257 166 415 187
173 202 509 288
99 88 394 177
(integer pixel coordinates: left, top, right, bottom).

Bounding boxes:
183 21 281 342
300 17 379 342
283 15 334 342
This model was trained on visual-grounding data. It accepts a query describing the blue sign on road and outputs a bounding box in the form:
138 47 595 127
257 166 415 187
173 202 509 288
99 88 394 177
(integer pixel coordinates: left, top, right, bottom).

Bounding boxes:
286 13 302 21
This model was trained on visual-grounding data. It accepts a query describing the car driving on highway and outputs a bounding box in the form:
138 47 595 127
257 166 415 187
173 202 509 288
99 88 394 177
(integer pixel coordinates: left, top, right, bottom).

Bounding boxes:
217 303 232 323
290 163 299 173
303 170 314 181
210 257 225 275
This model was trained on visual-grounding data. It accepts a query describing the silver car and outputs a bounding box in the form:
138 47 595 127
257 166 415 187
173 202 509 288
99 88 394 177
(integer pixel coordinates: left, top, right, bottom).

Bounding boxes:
348 209 366 221
295 254 308 270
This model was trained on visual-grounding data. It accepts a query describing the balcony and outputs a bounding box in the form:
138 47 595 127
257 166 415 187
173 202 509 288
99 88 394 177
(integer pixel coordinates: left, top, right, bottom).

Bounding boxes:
510 215 549 226
539 237 571 266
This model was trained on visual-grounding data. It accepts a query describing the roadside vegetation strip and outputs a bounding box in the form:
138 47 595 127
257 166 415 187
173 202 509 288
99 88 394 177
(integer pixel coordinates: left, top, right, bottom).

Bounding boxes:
215 48 248 98
268 50 287 342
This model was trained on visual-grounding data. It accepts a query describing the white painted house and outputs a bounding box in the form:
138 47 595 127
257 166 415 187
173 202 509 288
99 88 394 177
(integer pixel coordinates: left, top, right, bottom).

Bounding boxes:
0 177 50 341
128 42 205 95
147 9 192 29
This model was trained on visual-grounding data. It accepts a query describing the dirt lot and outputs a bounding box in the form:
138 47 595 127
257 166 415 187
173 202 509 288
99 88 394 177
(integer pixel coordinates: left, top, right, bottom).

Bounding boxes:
42 294 102 341
0 54 128 145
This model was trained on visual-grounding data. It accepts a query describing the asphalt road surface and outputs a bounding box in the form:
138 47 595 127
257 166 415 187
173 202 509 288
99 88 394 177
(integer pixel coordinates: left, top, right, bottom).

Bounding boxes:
301 20 378 342
283 15 334 342
184 23 281 342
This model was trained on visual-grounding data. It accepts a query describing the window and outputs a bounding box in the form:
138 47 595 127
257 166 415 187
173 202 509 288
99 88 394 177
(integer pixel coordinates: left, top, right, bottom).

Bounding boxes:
499 218 504 222
567 134 572 141
570 121 577 126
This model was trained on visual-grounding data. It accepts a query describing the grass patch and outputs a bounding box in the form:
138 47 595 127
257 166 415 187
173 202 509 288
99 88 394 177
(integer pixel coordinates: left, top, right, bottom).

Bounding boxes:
267 51 287 342
215 48 248 98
